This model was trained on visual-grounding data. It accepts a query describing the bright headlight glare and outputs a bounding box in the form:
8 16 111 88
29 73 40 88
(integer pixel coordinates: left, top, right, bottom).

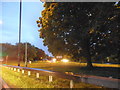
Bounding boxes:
52 58 56 62
61 59 69 62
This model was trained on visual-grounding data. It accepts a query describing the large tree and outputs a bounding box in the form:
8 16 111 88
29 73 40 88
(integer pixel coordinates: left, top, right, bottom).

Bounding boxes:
35 47 46 60
90 3 120 63
37 2 119 67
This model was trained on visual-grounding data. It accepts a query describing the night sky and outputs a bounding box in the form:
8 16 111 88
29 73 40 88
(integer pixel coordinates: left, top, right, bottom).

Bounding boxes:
0 1 52 56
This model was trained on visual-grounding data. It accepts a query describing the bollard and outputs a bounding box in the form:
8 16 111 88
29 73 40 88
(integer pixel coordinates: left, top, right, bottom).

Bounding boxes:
17 69 20 72
49 76 53 82
22 70 24 74
70 80 73 88
36 73 39 78
28 71 31 76
14 68 16 71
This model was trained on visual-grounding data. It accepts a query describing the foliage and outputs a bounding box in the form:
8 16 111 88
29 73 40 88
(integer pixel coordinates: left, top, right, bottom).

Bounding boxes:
37 2 120 67
35 47 46 60
1 43 46 62
90 3 120 63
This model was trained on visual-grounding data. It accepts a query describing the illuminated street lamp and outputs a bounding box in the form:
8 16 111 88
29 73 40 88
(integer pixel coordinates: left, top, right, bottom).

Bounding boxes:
61 59 69 63
52 58 56 63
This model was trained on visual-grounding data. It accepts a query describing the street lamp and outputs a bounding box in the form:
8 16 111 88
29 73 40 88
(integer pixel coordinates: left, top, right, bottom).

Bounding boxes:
18 0 22 66
6 55 8 64
25 43 27 67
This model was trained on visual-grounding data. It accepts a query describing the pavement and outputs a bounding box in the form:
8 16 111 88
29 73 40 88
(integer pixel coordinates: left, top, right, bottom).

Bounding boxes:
74 74 120 89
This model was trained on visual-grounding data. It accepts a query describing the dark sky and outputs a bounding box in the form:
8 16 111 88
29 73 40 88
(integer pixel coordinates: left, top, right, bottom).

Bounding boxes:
0 1 52 56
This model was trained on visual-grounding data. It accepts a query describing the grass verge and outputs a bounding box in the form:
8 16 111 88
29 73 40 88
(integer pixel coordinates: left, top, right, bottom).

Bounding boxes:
5 61 120 79
1 66 103 88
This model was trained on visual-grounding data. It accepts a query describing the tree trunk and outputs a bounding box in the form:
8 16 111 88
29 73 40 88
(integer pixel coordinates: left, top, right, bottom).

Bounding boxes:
84 37 93 68
86 52 93 68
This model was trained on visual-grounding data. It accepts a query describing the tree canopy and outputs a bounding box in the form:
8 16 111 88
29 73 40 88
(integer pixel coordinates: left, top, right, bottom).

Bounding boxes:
37 2 120 67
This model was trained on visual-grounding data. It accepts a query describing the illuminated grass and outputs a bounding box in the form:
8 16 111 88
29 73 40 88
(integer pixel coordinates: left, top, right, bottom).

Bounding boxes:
6 61 120 68
93 63 120 68
6 61 120 79
1 67 102 88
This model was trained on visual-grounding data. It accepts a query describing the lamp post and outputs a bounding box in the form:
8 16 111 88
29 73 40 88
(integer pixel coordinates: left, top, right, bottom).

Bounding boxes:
25 43 27 67
18 0 22 66
6 55 8 64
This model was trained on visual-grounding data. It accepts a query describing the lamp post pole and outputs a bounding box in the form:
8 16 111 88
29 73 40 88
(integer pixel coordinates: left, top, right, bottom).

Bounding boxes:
25 43 27 67
18 0 22 66
6 55 8 64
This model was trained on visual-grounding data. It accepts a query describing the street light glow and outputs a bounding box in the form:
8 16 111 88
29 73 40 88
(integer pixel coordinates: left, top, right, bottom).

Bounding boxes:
52 58 56 62
61 59 69 63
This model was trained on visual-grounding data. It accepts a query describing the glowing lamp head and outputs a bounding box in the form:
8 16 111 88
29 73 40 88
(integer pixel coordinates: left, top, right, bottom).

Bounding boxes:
52 58 56 62
61 59 69 62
